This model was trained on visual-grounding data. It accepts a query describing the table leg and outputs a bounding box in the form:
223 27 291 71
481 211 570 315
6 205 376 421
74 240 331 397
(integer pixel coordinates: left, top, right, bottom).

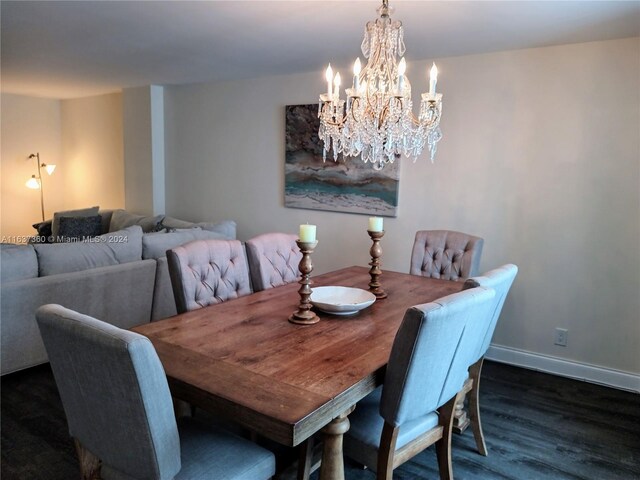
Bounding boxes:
452 377 473 434
319 406 355 480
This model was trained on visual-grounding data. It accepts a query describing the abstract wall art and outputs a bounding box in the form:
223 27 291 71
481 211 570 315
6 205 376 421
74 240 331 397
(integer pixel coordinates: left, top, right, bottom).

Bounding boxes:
284 104 399 217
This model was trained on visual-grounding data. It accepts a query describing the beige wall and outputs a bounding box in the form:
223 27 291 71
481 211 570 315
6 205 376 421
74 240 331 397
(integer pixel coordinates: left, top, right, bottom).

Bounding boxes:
1 92 125 240
164 38 640 375
61 93 125 210
1 94 65 239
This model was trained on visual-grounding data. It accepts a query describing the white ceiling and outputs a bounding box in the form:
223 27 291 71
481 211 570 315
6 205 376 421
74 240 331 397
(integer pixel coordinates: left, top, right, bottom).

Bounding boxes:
2 0 639 99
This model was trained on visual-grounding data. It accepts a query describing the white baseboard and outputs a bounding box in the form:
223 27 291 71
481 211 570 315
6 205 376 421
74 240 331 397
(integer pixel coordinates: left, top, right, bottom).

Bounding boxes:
485 344 640 393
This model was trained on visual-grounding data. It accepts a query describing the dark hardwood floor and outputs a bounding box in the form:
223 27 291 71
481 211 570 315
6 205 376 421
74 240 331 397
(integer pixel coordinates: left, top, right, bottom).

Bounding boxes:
2 361 639 479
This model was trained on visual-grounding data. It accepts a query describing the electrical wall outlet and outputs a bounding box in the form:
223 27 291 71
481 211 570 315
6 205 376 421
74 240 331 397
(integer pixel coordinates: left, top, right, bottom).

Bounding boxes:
554 328 568 346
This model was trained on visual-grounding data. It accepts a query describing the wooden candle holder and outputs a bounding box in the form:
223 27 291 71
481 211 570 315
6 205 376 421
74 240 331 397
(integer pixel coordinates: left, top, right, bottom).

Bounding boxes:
289 239 320 325
367 230 388 299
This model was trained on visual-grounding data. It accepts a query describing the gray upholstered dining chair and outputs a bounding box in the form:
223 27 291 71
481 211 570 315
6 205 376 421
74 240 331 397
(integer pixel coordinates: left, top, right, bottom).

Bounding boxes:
167 238 252 314
410 230 484 281
245 233 301 292
343 286 497 480
459 263 518 456
35 304 276 480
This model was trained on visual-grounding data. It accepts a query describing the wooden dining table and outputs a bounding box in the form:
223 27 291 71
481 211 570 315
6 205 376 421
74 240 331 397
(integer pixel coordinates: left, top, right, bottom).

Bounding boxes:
133 265 460 479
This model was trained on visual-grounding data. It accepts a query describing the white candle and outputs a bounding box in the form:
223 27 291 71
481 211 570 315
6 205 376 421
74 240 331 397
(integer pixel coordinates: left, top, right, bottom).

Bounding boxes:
429 63 438 95
397 57 406 93
299 224 317 242
368 217 383 232
353 58 361 91
325 64 333 98
333 72 341 101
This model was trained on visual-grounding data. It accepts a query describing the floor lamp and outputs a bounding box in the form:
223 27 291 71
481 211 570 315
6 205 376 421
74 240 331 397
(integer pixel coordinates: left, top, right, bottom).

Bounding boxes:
25 152 56 222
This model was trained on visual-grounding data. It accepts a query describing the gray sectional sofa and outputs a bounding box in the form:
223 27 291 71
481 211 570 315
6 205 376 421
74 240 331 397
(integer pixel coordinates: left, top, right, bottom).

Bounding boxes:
0 210 236 375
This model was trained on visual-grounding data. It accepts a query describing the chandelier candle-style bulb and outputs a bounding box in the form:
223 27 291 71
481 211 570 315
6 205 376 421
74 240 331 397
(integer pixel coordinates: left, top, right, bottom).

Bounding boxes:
353 58 361 91
429 63 438 95
318 0 444 169
397 57 406 93
326 64 333 98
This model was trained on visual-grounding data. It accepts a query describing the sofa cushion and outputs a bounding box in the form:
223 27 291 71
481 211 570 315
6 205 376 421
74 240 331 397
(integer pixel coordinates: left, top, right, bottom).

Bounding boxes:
162 217 236 239
57 215 103 242
109 209 164 233
52 206 100 239
33 226 143 277
142 230 230 260
1 244 39 283
98 210 115 235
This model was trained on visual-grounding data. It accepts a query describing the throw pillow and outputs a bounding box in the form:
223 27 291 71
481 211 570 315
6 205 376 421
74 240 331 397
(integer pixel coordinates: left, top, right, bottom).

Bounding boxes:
56 215 103 242
97 210 114 235
51 206 100 240
32 219 53 242
160 216 197 229
109 209 165 233
199 220 236 239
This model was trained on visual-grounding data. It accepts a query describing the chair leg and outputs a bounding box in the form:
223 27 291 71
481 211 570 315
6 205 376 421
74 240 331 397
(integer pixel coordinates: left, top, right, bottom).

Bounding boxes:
436 392 461 480
468 357 488 456
377 422 398 480
297 437 314 480
74 438 101 480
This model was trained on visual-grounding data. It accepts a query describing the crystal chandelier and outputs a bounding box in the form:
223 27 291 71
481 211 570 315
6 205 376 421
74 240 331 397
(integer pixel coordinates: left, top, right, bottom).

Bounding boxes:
318 0 443 170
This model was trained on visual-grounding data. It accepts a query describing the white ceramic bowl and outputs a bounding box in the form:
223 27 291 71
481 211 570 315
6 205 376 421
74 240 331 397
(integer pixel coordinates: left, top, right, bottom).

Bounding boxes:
311 286 376 316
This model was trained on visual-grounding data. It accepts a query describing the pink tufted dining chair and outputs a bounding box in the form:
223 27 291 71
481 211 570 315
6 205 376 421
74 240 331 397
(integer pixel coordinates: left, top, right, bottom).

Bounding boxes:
245 233 302 292
167 239 252 314
410 230 484 282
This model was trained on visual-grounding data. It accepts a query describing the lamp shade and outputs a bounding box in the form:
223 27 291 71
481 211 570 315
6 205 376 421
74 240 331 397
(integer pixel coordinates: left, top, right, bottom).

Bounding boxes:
26 175 41 189
44 164 56 175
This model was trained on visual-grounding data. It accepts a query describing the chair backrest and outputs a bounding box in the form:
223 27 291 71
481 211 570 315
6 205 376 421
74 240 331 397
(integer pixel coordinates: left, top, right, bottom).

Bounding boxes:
380 286 496 427
410 230 484 281
167 239 252 313
463 263 518 363
245 233 301 292
36 304 180 480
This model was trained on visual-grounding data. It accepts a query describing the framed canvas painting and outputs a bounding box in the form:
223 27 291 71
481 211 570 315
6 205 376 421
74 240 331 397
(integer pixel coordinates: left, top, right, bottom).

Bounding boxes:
284 104 399 217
